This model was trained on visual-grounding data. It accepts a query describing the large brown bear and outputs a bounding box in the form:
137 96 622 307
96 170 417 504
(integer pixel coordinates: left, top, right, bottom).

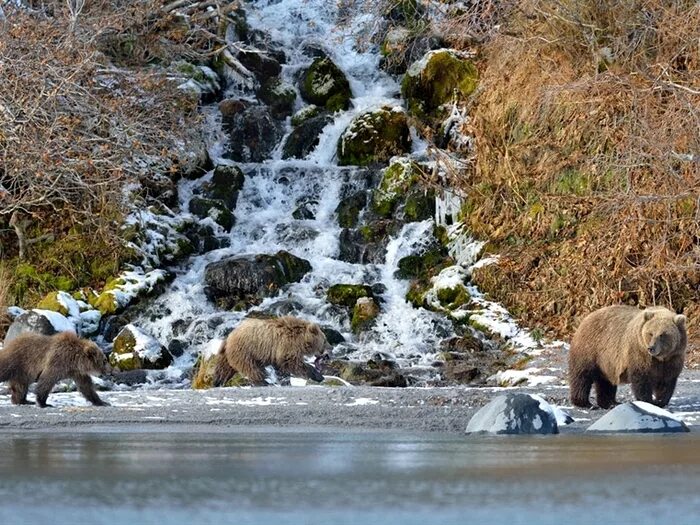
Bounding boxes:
0 331 111 407
569 306 687 409
212 316 330 386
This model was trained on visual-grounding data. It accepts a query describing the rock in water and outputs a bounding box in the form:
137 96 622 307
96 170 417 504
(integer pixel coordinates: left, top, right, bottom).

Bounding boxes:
586 401 690 433
465 393 562 435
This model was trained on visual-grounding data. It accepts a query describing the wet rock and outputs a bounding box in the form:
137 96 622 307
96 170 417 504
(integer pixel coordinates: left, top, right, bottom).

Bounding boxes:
335 191 367 228
219 98 249 120
402 49 478 121
167 338 187 358
586 401 690 433
222 104 283 162
395 246 447 279
238 49 282 83
282 113 333 159
189 197 235 231
182 223 229 254
110 324 173 371
259 299 304 317
465 393 561 435
337 106 412 166
292 198 318 220
404 188 435 222
338 220 399 264
257 77 297 119
192 353 255 389
323 359 407 387
321 327 345 346
372 158 421 218
111 369 149 387
291 105 323 126
4 310 61 344
204 251 311 310
300 56 352 112
175 61 221 104
138 172 178 208
202 164 245 209
351 297 380 334
327 284 374 308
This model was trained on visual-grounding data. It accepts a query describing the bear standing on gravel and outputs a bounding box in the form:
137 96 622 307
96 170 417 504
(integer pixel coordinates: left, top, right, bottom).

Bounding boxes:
212 316 330 386
569 306 687 409
0 331 111 407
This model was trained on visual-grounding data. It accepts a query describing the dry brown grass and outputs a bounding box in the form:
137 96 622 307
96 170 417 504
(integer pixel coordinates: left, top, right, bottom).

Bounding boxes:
0 265 12 340
441 0 700 355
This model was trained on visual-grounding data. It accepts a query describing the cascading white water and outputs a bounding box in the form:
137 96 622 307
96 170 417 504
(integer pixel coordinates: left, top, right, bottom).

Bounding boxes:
133 0 458 379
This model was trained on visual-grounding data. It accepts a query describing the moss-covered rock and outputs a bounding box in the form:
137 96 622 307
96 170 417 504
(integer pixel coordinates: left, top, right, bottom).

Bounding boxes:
372 158 421 217
436 284 471 309
110 324 173 371
337 107 412 166
257 77 297 119
351 297 380 333
395 247 447 279
335 191 367 228
401 49 478 120
90 292 120 316
189 197 235 231
406 279 431 308
291 105 323 126
300 57 352 111
404 189 435 221
191 354 254 389
327 284 374 308
203 164 245 209
36 292 70 316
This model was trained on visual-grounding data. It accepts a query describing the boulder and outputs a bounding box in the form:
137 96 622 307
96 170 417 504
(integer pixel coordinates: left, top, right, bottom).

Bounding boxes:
3 310 73 344
222 104 283 162
257 77 297 119
321 327 345 346
586 401 690 433
335 191 367 228
282 113 333 159
291 105 323 126
338 220 399 264
351 297 380 334
402 49 478 120
372 158 421 217
202 164 245 209
188 197 235 231
337 106 412 166
237 49 282 83
327 284 374 308
465 393 563 435
292 197 319 220
110 324 173 371
204 251 311 310
300 57 352 111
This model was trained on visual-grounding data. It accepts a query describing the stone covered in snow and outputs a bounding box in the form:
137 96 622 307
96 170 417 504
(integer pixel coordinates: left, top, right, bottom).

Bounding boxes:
110 324 173 371
4 309 76 344
586 401 689 433
466 393 570 435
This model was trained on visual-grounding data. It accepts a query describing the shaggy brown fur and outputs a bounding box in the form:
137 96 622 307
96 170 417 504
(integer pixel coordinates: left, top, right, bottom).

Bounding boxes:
212 316 330 386
0 331 111 407
569 306 687 409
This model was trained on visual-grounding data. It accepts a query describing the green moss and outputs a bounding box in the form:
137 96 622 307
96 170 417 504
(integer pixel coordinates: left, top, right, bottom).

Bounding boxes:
36 292 69 316
553 169 590 196
91 292 119 316
396 248 446 279
258 77 297 118
372 158 421 217
291 105 322 126
404 189 435 222
189 197 235 231
401 50 478 120
406 279 430 308
337 107 412 167
321 378 346 387
109 351 141 371
327 284 373 307
300 57 352 111
433 224 450 247
436 284 470 309
336 192 367 228
351 298 380 333
276 250 312 282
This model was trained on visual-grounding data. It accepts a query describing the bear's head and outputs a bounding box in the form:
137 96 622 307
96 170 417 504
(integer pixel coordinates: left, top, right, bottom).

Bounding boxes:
303 323 332 357
641 309 687 360
79 339 112 376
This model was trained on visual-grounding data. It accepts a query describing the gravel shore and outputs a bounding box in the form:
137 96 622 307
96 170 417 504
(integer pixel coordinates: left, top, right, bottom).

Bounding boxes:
1 371 700 433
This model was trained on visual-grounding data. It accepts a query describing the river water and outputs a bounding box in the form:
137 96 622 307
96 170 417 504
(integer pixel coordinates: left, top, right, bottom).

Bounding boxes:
1 428 699 524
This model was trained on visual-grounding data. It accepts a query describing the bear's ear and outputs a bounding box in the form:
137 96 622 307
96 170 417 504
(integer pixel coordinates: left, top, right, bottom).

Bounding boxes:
674 314 687 328
644 310 655 321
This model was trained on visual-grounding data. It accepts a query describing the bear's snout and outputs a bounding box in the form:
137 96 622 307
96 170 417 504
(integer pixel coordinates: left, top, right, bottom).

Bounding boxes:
648 344 660 357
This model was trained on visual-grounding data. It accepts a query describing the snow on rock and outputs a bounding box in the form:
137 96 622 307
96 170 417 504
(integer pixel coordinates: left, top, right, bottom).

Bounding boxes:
586 401 690 433
530 393 574 426
3 309 75 344
489 368 558 387
466 393 560 435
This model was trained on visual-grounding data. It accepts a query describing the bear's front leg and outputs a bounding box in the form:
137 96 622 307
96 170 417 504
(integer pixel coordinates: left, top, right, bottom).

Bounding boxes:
653 378 678 408
74 374 110 406
630 374 654 404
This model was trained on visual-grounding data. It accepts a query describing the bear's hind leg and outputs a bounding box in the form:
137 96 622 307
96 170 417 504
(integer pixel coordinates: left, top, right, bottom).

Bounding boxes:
569 367 595 408
594 376 618 409
9 380 33 405
212 355 236 387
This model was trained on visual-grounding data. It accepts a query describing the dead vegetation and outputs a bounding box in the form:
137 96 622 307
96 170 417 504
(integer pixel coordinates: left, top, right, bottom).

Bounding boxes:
440 0 700 354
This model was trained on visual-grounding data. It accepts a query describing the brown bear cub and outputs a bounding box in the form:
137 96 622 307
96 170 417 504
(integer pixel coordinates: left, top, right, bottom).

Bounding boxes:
569 306 687 409
0 331 112 407
212 316 330 386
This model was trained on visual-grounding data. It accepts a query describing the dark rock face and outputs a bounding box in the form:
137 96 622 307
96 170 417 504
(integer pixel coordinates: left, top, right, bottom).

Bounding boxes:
335 191 367 228
222 105 283 162
586 402 690 433
465 394 560 435
237 49 282 83
202 164 245 209
300 57 352 111
282 113 333 159
110 369 150 387
321 327 345 346
322 358 407 387
4 310 58 344
204 251 312 310
338 220 399 264
188 197 235 231
257 78 297 119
